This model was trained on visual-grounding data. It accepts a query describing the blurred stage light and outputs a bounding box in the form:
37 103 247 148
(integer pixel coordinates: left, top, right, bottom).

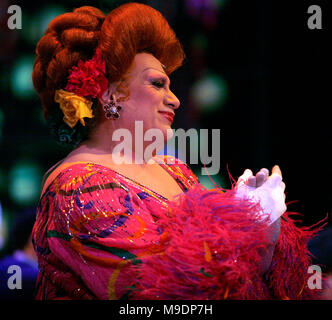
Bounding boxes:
190 72 228 113
24 5 66 44
10 55 35 99
186 0 227 11
8 161 42 206
185 0 227 28
195 170 224 190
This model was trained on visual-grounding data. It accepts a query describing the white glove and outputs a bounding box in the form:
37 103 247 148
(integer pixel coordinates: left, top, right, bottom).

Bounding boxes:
235 167 287 225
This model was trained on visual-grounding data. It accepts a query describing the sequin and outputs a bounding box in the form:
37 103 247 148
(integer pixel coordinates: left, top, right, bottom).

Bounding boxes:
32 155 199 300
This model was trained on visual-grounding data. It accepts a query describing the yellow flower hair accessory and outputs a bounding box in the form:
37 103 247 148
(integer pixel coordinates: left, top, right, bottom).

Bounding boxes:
54 89 94 128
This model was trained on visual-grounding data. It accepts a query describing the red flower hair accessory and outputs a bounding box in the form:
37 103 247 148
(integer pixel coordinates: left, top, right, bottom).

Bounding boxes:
65 49 109 99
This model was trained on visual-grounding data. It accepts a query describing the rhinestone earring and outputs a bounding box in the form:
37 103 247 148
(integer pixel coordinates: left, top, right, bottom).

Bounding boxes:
103 100 122 120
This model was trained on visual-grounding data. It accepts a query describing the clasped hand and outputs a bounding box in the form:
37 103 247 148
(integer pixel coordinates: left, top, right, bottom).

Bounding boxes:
236 165 287 225
235 166 286 273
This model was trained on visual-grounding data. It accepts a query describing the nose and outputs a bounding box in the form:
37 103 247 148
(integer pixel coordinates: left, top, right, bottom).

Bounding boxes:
165 90 180 110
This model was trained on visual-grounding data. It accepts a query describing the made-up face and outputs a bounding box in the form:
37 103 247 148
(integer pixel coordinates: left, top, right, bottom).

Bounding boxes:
111 52 181 141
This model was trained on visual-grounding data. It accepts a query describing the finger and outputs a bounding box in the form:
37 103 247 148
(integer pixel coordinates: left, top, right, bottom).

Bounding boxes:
238 169 253 181
237 169 253 187
259 168 269 176
255 168 269 187
267 172 282 187
246 176 256 187
271 165 282 179
256 171 267 187
242 168 253 179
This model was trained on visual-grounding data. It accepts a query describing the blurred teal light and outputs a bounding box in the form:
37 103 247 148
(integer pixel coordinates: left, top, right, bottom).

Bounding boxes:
8 161 42 206
195 170 224 190
10 55 35 99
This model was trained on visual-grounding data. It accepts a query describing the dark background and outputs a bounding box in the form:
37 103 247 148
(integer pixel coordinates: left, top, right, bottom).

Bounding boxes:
0 0 330 244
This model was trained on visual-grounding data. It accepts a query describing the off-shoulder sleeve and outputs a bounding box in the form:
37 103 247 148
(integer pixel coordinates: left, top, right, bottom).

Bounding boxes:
33 164 167 300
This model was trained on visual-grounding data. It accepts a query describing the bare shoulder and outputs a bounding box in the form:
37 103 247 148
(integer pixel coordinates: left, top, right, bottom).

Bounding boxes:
60 145 101 165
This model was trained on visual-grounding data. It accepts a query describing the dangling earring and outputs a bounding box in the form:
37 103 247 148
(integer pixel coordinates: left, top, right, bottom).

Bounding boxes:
103 100 122 120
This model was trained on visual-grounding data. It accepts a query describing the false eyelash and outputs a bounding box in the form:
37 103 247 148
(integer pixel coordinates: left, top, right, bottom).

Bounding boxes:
151 80 166 88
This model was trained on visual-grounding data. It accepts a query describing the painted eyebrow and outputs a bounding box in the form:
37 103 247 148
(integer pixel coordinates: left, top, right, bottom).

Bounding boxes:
142 67 166 74
142 68 170 84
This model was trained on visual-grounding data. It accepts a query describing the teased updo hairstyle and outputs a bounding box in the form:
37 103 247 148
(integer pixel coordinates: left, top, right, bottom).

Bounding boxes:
32 3 184 147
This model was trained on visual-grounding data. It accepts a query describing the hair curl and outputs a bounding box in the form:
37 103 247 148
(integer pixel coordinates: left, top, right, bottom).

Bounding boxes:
32 3 185 147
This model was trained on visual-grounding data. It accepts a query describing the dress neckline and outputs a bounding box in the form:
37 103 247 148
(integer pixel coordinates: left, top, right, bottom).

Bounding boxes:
92 161 180 202
41 156 188 202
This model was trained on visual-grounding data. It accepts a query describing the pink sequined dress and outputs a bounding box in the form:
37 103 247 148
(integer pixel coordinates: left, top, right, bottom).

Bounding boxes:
32 155 323 300
32 155 199 299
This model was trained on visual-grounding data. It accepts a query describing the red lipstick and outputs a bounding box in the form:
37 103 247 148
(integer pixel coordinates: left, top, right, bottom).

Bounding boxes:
158 111 174 123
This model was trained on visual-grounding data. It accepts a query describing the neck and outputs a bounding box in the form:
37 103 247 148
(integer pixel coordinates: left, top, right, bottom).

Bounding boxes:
81 121 167 166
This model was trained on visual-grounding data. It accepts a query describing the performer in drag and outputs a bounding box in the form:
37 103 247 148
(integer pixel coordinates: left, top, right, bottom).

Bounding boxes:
32 3 324 300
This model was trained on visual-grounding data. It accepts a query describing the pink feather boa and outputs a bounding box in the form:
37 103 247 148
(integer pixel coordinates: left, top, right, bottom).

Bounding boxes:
128 184 326 300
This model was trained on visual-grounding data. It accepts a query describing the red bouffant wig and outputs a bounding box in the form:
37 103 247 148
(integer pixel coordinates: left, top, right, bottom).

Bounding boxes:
32 3 185 122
